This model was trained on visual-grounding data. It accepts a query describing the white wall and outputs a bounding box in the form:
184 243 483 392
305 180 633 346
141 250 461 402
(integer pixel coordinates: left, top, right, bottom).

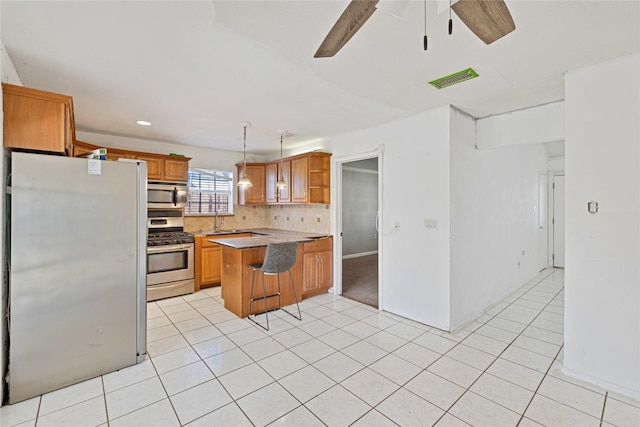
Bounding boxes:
476 101 564 149
564 53 640 398
326 107 452 330
449 108 549 329
548 156 565 172
342 166 378 256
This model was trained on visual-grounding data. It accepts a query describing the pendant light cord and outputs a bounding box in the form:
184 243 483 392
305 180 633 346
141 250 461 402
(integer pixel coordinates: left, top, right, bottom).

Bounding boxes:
243 125 247 168
449 0 453 35
279 134 284 178
423 0 428 50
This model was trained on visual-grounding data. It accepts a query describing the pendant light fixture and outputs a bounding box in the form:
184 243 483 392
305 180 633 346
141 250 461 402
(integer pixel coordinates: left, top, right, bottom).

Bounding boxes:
275 131 288 190
237 121 253 188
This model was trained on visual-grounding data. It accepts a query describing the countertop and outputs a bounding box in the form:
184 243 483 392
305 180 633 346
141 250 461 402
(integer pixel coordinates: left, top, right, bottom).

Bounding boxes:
205 228 331 249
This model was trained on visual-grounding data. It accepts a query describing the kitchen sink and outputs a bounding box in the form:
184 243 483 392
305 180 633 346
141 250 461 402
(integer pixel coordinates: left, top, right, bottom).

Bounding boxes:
204 229 269 236
206 229 242 235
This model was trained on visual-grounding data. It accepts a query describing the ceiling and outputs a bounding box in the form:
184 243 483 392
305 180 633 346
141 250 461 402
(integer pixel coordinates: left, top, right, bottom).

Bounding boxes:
2 1 638 156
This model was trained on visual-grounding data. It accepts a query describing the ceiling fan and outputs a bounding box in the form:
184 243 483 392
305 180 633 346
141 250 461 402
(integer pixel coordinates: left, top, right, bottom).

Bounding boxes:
314 0 516 58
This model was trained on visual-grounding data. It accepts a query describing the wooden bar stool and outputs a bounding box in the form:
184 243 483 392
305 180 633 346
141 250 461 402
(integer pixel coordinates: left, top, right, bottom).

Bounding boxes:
248 241 302 330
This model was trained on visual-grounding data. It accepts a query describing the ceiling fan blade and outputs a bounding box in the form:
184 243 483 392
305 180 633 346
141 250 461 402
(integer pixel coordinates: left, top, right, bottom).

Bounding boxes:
314 0 379 58
451 0 515 45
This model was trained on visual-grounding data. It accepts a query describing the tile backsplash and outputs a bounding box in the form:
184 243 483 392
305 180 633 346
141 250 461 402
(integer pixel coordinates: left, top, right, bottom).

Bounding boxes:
184 204 331 234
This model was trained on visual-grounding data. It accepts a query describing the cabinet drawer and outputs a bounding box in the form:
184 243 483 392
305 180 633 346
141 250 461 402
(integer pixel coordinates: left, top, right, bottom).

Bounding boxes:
303 237 332 252
200 237 220 248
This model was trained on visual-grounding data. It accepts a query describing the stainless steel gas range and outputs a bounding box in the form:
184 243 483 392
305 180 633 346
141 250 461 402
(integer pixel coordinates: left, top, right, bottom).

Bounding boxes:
147 209 194 301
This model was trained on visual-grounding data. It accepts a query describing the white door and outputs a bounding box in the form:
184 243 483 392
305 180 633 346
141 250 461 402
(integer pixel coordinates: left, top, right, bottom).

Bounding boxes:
538 173 548 270
553 175 565 267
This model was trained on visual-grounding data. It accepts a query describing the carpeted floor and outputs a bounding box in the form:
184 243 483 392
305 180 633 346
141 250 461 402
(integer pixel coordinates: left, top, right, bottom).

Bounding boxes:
342 254 378 308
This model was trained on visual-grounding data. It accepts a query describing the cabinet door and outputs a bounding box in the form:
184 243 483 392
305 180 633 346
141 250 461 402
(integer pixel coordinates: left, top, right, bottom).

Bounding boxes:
3 85 72 154
291 157 308 203
278 160 291 203
164 159 189 182
136 155 164 180
318 250 333 289
239 164 265 204
302 252 319 294
265 163 278 204
201 246 222 285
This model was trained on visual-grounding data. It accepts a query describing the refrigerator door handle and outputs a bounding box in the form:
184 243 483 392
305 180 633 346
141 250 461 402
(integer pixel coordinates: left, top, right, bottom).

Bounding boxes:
375 211 380 232
136 161 148 363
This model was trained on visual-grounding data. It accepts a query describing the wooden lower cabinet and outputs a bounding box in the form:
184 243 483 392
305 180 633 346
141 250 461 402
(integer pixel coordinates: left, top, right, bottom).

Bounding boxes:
200 246 222 287
220 244 303 318
302 237 333 297
195 233 252 291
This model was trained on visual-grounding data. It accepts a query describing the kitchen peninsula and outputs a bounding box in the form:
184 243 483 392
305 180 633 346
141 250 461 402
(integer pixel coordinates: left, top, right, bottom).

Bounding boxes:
210 229 332 318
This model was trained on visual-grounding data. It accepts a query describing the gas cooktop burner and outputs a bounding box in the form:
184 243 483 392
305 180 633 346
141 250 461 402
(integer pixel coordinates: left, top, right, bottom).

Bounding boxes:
147 231 194 246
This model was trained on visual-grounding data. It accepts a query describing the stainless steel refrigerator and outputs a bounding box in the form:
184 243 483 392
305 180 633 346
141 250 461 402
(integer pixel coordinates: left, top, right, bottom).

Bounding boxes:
7 152 147 404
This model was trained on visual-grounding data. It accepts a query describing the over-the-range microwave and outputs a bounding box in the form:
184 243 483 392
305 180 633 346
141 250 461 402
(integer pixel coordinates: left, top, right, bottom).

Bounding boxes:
148 181 188 209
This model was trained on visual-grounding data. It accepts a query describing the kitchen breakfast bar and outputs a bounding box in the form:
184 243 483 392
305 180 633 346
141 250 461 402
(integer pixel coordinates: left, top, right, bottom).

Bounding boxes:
210 229 332 318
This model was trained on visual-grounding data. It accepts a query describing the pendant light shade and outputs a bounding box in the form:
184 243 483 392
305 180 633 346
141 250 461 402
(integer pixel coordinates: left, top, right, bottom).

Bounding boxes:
275 132 288 189
237 121 253 188
237 174 253 188
275 177 288 189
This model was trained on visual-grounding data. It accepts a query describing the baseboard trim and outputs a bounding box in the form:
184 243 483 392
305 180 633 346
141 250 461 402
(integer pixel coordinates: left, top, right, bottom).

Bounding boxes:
342 251 378 260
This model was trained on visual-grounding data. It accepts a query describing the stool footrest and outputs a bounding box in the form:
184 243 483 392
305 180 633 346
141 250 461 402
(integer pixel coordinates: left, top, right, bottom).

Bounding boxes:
249 292 280 302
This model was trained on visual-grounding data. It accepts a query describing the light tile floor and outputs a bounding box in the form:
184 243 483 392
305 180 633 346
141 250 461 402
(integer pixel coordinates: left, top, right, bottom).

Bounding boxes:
2 268 640 426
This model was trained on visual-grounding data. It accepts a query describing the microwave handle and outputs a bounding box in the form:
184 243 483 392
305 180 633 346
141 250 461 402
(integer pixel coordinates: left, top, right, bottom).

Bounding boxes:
172 187 177 206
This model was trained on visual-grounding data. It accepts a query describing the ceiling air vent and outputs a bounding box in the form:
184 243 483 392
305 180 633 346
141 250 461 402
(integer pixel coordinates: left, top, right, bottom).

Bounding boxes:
429 68 479 89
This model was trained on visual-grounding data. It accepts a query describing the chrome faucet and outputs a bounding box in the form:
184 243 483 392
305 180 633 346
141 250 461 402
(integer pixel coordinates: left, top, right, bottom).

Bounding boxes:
214 211 224 232
213 194 224 232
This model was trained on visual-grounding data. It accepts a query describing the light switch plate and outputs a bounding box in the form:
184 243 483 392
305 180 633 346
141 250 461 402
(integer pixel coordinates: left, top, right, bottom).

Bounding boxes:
424 218 438 229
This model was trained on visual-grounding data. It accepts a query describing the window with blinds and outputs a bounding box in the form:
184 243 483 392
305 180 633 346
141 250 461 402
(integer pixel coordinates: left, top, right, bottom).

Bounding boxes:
186 168 234 215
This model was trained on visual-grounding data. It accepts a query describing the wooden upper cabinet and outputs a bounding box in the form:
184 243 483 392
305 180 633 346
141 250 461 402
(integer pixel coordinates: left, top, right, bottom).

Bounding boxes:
73 140 190 181
278 160 291 203
136 155 164 181
291 153 331 204
265 163 278 204
291 156 309 203
266 160 291 204
164 159 189 182
2 83 76 155
237 163 265 205
238 152 330 205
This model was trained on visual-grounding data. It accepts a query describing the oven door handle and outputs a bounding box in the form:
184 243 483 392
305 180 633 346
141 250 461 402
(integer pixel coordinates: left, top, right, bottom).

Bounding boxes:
147 243 194 253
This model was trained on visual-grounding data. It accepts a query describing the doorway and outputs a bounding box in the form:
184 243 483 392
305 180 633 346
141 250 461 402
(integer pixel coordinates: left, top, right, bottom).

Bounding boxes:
339 157 380 308
552 175 565 267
